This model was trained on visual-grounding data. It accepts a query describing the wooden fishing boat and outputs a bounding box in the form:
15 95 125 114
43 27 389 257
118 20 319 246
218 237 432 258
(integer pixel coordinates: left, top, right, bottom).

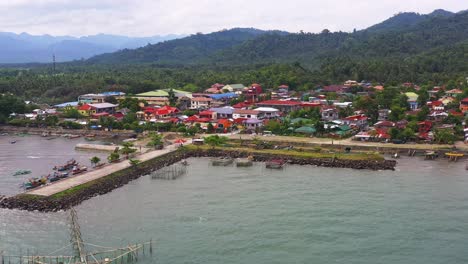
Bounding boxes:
24 176 47 190
211 158 234 166
445 152 465 162
424 151 438 160
266 159 286 169
53 159 77 171
49 171 69 182
72 166 88 175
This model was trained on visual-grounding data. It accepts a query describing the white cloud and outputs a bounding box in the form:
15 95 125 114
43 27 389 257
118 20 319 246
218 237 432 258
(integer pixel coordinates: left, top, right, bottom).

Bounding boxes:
0 0 465 36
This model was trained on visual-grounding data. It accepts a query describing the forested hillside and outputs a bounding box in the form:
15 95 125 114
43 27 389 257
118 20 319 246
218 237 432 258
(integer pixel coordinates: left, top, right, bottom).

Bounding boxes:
1 9 467 104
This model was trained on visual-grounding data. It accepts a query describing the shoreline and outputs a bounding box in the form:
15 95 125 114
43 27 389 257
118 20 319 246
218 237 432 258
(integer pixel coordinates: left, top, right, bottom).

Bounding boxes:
0 147 396 212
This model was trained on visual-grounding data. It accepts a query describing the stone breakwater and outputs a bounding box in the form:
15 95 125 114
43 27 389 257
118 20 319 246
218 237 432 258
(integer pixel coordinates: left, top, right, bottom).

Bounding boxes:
0 148 396 212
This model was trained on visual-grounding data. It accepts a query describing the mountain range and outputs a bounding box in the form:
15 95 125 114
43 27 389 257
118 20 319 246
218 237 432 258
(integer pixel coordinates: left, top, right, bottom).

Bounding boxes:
0 33 185 63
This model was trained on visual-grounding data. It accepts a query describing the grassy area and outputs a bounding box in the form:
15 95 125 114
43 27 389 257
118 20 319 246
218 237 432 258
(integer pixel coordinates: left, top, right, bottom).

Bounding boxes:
187 144 384 161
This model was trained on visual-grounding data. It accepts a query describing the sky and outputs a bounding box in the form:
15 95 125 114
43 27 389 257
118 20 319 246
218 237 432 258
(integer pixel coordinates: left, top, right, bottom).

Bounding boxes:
0 0 466 37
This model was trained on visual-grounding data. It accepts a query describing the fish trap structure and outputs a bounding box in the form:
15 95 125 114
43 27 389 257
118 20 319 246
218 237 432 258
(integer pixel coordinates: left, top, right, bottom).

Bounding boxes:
151 163 187 180
1 208 153 264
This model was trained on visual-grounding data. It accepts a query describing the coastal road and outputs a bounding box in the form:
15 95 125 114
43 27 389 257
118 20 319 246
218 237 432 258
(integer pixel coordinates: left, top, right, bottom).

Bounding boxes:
27 140 190 197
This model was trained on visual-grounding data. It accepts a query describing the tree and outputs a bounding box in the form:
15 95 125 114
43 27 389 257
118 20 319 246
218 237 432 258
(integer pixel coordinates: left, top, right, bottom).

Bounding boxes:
416 105 430 121
119 97 145 112
204 135 228 148
147 132 163 149
207 123 215 133
433 129 456 144
168 88 177 106
120 142 137 159
62 108 82 118
314 120 325 136
108 152 120 163
90 156 101 167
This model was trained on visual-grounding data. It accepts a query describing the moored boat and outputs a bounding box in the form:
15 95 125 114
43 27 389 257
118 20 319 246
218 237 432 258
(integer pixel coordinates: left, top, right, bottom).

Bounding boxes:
236 158 253 167
53 159 77 171
23 176 47 190
49 171 69 182
13 170 31 176
266 159 286 169
72 165 88 175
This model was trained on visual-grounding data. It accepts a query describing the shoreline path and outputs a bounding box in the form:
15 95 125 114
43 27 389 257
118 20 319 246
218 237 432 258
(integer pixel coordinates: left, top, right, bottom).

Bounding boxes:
27 141 190 197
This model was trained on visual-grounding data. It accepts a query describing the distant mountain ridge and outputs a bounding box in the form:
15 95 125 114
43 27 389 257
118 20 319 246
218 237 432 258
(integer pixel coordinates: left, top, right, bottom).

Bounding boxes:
0 32 185 63
365 9 457 32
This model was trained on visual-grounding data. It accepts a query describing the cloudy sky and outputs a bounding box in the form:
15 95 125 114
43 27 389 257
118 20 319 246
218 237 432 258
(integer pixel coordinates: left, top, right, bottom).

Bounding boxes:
0 0 466 37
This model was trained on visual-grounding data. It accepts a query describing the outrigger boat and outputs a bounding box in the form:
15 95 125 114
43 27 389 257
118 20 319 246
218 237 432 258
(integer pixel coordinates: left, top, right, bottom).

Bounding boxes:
53 159 77 171
23 176 48 190
13 169 31 176
266 159 286 169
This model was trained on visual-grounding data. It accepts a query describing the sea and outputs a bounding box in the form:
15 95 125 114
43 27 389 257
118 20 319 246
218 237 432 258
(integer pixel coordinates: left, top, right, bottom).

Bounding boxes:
1 135 467 264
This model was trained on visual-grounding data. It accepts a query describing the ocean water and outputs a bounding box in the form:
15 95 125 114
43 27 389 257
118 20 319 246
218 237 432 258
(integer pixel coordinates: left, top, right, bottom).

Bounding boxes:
0 134 109 195
1 149 468 263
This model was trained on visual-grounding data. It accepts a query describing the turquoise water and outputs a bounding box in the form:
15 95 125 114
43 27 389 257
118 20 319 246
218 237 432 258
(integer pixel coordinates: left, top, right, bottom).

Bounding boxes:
1 157 468 263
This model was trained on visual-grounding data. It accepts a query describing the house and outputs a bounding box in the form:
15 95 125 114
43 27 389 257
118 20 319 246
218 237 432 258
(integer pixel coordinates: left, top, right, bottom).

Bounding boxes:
322 85 347 93
222 84 245 93
460 98 468 113
253 107 280 119
445 89 463 97
427 100 444 110
133 89 192 105
54 101 79 109
232 102 252 109
278 85 289 94
256 100 302 112
216 119 233 133
199 110 217 120
243 83 263 103
210 107 234 119
405 92 419 110
78 92 125 104
244 119 263 131
440 96 456 106
344 80 358 86
342 115 368 130
78 103 117 117
321 107 339 121
378 109 390 121
142 105 179 121
190 97 213 110
233 109 261 119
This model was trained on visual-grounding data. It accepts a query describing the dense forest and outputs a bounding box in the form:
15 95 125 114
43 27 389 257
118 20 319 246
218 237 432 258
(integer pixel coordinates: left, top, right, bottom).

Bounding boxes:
0 9 467 104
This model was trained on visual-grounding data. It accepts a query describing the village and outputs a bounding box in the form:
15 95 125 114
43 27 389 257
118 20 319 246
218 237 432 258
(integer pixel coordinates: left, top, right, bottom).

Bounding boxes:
4 80 468 145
